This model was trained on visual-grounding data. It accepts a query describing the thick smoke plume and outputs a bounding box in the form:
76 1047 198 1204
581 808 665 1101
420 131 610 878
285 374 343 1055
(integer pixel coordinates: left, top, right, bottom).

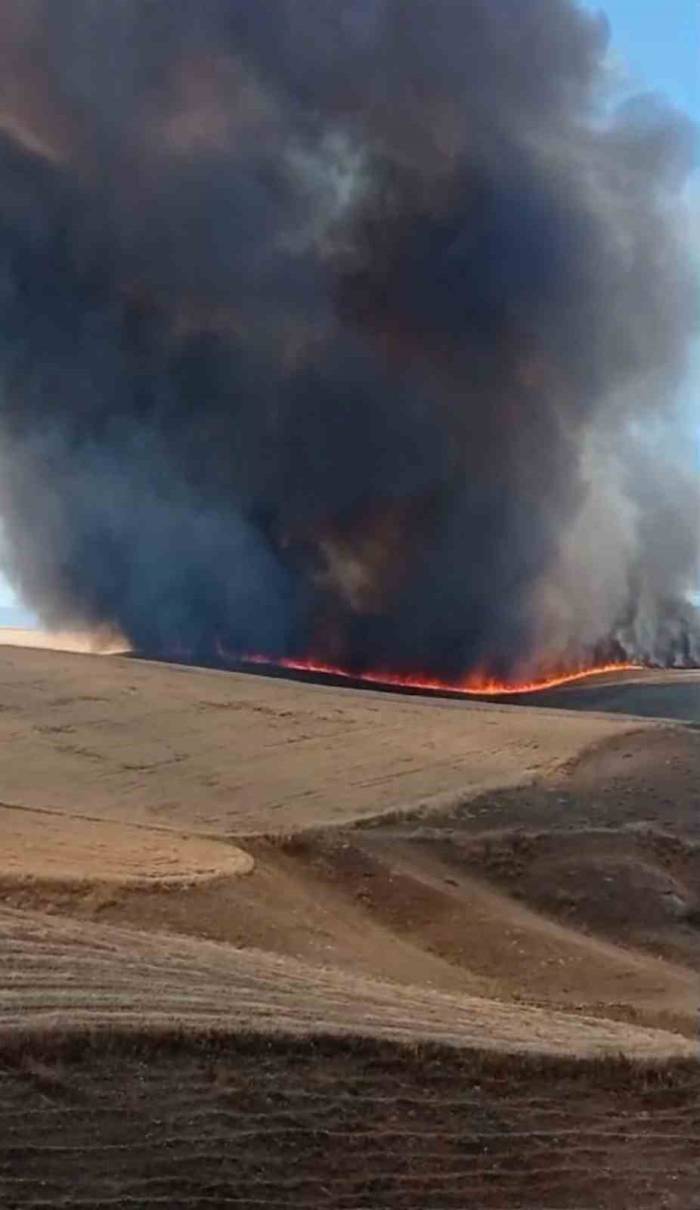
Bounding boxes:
0 0 697 679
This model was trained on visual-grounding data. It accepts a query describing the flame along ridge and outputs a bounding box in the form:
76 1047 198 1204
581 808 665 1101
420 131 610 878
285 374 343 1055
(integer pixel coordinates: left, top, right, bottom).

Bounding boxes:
240 654 643 697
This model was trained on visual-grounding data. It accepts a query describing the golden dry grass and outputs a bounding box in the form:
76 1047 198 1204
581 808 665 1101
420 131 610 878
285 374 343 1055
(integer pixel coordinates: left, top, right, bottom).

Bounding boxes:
0 645 659 838
0 906 694 1060
0 804 253 885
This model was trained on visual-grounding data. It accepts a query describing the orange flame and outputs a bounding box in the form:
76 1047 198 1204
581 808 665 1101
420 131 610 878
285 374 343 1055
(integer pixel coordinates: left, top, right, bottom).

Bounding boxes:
240 654 643 697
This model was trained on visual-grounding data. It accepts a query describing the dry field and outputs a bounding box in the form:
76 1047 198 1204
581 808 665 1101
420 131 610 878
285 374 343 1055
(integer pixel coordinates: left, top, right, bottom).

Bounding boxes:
2 1033 699 1210
0 645 659 836
1 905 694 1057
0 641 699 1207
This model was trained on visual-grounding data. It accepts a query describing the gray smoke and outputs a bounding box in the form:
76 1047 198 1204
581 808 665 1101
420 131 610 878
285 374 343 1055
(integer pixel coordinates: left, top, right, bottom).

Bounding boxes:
0 0 697 678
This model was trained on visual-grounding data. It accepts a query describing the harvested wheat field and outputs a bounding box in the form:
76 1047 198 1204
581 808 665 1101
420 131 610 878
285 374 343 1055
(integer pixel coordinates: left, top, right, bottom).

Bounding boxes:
2 1032 699 1210
0 643 699 1207
0 646 641 835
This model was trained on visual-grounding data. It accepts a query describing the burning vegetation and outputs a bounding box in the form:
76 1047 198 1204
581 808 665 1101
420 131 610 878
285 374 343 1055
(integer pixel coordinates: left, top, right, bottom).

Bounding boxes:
0 0 697 684
238 653 644 698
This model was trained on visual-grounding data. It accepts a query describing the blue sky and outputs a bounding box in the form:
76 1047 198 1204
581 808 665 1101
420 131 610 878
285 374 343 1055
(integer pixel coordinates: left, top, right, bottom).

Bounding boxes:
589 2 699 456
589 0 696 115
587 0 698 117
1 2 698 620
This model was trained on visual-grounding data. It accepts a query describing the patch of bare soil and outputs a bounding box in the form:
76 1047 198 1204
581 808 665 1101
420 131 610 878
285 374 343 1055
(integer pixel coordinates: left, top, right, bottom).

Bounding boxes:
352 726 700 976
1 1031 699 1210
276 832 700 1038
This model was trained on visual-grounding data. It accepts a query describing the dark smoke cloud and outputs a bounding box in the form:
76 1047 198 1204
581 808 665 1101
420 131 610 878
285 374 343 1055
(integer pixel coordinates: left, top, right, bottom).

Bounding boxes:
0 0 697 677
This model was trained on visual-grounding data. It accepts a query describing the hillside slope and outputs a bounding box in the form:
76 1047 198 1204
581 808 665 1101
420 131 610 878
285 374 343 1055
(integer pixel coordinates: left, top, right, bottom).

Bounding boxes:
0 646 657 834
2 1031 699 1210
0 648 699 1207
2 906 693 1059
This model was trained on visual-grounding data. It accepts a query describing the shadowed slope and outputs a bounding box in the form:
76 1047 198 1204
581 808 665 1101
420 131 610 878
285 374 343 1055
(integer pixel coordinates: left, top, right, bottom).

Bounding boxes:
508 668 700 722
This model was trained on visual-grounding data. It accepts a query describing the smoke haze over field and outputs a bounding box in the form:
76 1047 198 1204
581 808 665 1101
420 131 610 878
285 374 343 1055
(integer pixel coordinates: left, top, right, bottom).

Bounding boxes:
0 0 697 678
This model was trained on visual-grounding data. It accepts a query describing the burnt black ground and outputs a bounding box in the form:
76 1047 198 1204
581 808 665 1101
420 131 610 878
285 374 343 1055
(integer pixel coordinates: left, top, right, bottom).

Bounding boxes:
510 671 700 723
